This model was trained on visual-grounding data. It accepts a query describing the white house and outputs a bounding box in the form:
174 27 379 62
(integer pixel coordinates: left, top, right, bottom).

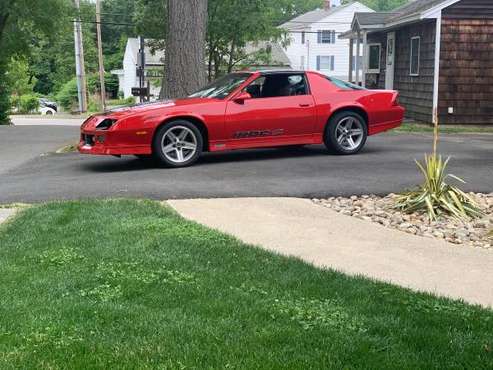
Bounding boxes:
280 0 374 79
111 38 165 99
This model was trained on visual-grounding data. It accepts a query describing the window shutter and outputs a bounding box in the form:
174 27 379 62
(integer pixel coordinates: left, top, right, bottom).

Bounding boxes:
332 31 336 44
317 31 322 44
316 56 321 71
331 56 335 71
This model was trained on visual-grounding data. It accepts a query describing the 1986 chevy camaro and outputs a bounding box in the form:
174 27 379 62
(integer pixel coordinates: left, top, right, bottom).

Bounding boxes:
79 70 404 167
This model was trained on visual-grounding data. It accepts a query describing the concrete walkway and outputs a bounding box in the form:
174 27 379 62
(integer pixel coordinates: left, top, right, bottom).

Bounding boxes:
0 209 16 224
169 198 493 308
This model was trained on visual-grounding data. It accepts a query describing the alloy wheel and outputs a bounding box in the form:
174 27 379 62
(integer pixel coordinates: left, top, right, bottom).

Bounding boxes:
161 126 198 164
335 117 364 151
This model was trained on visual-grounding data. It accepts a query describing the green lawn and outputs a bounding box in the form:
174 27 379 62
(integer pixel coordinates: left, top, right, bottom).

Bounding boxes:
395 122 493 134
1 200 492 369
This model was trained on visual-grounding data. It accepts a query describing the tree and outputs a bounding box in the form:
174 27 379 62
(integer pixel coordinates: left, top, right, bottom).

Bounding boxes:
6 58 37 96
161 0 208 99
0 0 67 124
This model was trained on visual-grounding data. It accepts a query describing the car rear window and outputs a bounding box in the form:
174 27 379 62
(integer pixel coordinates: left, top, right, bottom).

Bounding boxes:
326 77 365 91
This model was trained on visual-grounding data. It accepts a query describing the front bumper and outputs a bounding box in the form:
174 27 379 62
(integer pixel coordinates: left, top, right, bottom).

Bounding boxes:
78 132 151 156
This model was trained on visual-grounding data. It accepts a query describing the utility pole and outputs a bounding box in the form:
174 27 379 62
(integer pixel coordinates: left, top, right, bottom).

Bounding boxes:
73 0 87 113
95 0 106 111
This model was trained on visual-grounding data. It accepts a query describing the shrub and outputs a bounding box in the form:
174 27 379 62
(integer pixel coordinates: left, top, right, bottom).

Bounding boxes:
56 78 79 111
10 95 20 111
394 155 483 221
19 94 40 114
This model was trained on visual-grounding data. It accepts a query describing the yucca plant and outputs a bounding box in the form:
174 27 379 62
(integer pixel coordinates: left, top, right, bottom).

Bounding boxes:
394 154 483 221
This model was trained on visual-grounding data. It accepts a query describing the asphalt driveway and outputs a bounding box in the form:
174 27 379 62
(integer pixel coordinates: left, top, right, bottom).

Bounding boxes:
0 124 491 203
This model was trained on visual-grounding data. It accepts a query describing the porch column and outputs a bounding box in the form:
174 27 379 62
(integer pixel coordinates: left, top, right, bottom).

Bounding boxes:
355 31 361 85
348 38 354 83
362 31 368 88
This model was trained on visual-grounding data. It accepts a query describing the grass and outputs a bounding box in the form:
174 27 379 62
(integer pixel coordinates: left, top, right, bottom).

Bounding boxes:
395 122 493 134
0 199 492 369
55 143 79 154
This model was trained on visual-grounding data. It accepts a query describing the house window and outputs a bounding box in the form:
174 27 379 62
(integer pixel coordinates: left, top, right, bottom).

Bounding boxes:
367 44 381 73
410 36 420 76
317 56 335 71
301 31 305 44
318 30 336 44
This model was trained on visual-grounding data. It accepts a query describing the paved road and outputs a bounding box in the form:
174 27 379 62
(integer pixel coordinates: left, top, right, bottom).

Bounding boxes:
0 124 491 203
0 125 79 174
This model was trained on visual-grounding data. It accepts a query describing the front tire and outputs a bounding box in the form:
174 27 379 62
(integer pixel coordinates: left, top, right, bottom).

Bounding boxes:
324 111 367 155
153 120 203 167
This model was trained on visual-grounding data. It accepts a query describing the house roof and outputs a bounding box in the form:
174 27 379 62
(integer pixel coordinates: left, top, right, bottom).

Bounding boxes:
280 1 366 31
351 0 460 31
354 12 395 26
388 0 449 22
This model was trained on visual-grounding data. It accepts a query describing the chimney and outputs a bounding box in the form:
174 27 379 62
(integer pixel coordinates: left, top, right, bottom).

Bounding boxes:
324 0 331 10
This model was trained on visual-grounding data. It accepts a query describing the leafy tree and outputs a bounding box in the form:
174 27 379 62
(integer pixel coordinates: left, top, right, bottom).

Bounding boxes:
0 0 67 124
29 0 98 95
6 58 37 96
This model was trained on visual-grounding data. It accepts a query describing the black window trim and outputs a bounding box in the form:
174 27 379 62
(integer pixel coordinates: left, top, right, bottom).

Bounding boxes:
239 71 312 99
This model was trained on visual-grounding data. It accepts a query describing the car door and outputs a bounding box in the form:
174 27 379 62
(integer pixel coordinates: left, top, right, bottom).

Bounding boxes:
224 73 316 149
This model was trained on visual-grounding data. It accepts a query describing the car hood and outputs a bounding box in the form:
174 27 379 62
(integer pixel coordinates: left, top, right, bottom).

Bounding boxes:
81 98 220 130
106 98 220 118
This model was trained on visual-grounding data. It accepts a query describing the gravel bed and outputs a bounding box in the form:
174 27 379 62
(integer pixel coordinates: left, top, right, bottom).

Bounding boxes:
313 193 493 250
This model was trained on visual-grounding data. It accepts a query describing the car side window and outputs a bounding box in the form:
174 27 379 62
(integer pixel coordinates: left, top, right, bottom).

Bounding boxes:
244 74 308 99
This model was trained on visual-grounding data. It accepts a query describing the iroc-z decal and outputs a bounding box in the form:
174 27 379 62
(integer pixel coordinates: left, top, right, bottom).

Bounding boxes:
233 129 284 139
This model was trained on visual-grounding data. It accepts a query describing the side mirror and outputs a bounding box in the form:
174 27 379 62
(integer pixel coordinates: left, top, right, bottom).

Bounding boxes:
233 91 252 104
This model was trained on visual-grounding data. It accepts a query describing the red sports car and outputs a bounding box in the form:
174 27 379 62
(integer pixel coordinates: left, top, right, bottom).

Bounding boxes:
79 70 404 167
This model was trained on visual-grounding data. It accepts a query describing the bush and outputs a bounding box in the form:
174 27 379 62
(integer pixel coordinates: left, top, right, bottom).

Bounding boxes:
107 96 136 107
57 73 121 112
56 78 79 111
19 94 40 114
0 57 11 124
10 95 20 111
394 155 483 221
87 73 119 99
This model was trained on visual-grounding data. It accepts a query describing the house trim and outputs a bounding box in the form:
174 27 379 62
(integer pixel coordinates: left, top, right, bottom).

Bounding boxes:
409 36 421 77
422 0 461 19
367 43 381 74
432 12 442 125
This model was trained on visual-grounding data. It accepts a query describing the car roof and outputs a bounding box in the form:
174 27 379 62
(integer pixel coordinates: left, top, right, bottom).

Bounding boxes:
257 69 307 75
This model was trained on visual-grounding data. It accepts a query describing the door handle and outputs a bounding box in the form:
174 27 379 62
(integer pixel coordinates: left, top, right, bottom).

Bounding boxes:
299 104 311 107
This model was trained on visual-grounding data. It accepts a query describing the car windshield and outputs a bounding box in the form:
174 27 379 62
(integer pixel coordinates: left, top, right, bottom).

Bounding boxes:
327 77 365 90
189 73 251 99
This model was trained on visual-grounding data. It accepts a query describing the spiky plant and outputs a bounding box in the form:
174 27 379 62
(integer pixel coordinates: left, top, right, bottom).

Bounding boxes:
394 154 483 221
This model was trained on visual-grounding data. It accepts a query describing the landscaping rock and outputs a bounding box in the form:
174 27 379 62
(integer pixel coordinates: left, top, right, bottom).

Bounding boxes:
313 193 493 250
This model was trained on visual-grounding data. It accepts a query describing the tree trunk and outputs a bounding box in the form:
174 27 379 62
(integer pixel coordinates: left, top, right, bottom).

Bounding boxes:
161 0 207 99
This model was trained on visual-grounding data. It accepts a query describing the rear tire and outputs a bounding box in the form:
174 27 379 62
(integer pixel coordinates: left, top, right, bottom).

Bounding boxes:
324 111 367 155
153 120 203 167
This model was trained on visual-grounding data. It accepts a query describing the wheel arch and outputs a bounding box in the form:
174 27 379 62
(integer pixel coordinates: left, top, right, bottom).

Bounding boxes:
325 106 369 134
153 115 210 152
